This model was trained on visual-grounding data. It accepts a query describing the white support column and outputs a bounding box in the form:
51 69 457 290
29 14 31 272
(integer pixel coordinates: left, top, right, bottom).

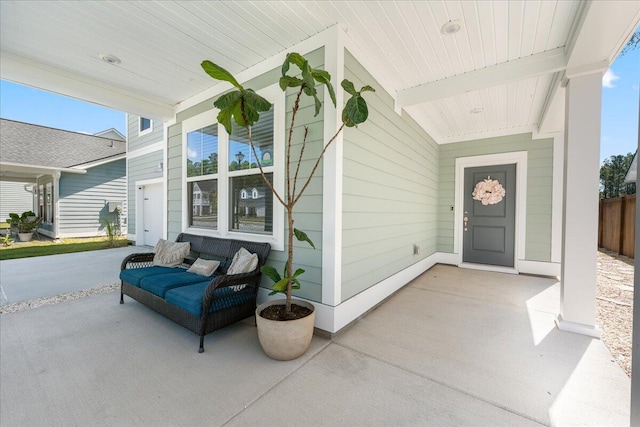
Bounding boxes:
321 26 345 311
53 171 61 239
556 72 603 338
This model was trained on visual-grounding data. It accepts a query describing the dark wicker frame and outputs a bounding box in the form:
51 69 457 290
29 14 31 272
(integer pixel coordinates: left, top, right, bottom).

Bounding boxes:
120 233 271 353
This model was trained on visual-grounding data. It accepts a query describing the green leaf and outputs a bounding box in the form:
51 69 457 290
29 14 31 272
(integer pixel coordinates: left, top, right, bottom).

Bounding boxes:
312 94 322 117
201 61 243 89
214 91 242 110
343 95 369 125
232 102 248 128
294 228 315 249
282 52 306 76
360 85 375 93
312 69 336 107
292 268 305 279
217 108 234 135
301 60 315 92
261 265 282 284
341 79 357 96
279 76 304 91
342 108 355 128
271 278 289 293
243 89 271 112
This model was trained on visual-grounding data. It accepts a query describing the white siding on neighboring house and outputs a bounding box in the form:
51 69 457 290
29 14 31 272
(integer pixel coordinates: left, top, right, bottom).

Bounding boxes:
0 181 34 221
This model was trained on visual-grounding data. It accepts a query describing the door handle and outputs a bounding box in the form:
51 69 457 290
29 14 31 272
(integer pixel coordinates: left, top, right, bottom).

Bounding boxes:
463 216 468 231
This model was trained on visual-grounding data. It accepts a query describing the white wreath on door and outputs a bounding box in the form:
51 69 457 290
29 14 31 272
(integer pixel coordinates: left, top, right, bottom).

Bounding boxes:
472 178 506 205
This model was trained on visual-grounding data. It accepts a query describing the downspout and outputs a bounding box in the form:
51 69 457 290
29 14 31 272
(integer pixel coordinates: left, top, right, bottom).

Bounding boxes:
53 171 61 239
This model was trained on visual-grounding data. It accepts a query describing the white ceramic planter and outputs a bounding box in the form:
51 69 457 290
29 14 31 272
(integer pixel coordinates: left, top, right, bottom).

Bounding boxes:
18 232 33 242
255 299 315 361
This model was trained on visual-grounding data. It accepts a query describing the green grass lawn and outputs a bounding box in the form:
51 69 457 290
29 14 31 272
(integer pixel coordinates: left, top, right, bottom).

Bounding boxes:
0 237 130 261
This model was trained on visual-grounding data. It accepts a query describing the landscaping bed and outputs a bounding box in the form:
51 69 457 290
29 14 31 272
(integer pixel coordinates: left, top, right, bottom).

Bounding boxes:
0 237 129 260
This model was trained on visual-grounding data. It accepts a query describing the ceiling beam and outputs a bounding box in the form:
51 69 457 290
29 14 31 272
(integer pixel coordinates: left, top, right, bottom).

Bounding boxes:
395 47 567 110
0 51 175 121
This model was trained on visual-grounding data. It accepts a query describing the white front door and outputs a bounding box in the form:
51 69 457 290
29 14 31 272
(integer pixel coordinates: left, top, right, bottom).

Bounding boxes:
141 183 163 246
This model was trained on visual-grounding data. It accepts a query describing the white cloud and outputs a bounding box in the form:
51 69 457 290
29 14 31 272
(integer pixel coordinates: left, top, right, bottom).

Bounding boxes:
187 148 198 159
602 69 619 88
633 84 639 91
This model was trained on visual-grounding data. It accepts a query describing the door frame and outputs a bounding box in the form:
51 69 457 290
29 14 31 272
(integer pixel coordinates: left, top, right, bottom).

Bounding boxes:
454 151 528 273
135 178 166 245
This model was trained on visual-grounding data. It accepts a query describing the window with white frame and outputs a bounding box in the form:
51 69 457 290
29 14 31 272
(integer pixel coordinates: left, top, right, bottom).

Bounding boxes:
139 117 152 135
182 85 284 248
186 124 218 230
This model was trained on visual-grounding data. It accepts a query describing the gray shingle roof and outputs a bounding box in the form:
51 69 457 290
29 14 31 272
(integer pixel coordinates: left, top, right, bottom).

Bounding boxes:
0 119 126 169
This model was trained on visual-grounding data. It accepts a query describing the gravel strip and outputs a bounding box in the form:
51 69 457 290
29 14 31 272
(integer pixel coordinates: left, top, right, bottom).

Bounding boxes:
0 284 120 315
596 250 634 377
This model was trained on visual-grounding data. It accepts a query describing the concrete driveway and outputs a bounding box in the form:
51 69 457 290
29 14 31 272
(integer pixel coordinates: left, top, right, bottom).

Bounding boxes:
0 245 150 305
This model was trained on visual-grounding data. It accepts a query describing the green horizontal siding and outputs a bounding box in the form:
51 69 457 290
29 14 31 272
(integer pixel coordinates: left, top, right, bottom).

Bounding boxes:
438 134 554 262
341 49 439 301
127 116 163 152
126 151 163 234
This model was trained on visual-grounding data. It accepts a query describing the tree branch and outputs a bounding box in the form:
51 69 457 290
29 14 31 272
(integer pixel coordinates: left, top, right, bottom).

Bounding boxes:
293 123 345 206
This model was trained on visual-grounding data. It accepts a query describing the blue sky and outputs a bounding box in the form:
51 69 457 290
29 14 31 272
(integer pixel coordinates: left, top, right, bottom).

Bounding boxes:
0 81 127 136
600 39 640 161
1 40 638 163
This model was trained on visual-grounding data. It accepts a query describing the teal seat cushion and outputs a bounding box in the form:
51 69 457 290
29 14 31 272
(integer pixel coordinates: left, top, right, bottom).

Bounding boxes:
139 272 209 298
165 282 255 317
120 266 183 287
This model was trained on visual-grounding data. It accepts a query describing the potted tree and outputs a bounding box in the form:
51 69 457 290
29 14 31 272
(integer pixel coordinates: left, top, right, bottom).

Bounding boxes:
7 211 39 242
202 52 373 360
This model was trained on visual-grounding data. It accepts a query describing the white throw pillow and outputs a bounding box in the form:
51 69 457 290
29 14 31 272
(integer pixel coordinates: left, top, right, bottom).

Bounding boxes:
227 247 259 291
187 258 220 277
152 239 190 267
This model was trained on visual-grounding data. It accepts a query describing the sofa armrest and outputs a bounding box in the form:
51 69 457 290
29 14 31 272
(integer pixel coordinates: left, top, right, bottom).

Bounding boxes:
121 252 155 270
200 269 262 322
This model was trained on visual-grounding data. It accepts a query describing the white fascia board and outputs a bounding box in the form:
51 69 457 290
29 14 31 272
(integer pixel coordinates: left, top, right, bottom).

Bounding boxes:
127 141 164 159
0 162 86 175
1 51 175 121
436 125 539 145
396 47 567 108
75 154 126 170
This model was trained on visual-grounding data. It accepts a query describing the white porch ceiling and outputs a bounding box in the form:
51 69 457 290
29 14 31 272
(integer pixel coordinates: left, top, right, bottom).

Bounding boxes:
1 1 639 144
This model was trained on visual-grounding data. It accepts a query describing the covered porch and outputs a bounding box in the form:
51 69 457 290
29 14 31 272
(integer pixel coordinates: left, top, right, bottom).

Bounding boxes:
1 1 639 423
0 265 628 426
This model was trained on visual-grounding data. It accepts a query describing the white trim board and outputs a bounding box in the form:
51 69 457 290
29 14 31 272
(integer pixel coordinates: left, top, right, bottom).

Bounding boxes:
454 152 528 273
258 252 440 333
127 141 163 159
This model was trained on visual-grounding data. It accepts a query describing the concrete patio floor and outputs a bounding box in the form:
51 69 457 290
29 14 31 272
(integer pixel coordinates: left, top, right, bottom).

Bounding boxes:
0 264 630 426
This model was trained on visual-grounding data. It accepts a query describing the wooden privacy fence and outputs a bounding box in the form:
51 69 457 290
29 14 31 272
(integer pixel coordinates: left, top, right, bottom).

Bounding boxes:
598 194 636 258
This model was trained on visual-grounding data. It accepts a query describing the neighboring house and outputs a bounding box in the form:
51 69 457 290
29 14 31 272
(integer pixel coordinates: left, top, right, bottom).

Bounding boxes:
0 181 34 222
0 119 126 239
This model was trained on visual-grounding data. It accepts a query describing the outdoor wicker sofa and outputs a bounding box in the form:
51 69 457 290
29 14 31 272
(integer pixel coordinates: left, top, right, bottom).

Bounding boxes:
120 233 271 353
